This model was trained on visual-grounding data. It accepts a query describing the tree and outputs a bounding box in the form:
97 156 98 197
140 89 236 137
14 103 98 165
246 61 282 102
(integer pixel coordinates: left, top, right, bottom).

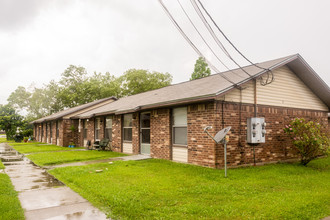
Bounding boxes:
0 105 25 140
7 86 31 113
190 57 211 80
283 118 329 165
57 65 90 108
87 72 121 99
119 69 172 97
7 65 173 119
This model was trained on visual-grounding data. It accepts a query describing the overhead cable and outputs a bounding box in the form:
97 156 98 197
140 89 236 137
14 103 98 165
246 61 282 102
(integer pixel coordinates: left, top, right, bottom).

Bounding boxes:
176 0 245 79
196 0 274 85
158 0 238 85
190 0 252 77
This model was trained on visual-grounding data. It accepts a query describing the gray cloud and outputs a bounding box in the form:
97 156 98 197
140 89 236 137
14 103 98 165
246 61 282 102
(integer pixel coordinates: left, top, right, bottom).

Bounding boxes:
0 0 329 105
0 0 44 30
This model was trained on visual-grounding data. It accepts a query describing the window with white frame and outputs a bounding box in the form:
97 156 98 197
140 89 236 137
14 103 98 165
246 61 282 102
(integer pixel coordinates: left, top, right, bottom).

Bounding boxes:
123 114 133 142
105 116 112 140
95 118 101 140
172 107 187 145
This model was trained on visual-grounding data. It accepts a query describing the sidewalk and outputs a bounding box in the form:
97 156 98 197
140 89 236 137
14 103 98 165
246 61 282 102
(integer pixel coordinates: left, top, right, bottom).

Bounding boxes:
44 154 151 169
1 143 108 220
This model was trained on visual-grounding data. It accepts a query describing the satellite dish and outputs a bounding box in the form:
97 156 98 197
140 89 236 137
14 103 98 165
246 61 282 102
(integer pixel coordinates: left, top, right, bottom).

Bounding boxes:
204 126 231 144
214 127 231 144
203 126 231 178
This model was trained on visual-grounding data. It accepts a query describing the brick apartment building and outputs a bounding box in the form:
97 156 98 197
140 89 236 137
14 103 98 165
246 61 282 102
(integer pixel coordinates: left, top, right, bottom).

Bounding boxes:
32 54 329 168
32 97 116 147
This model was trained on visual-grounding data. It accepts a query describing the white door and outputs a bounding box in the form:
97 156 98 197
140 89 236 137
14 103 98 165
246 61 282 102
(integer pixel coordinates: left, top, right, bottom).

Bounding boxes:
140 112 150 154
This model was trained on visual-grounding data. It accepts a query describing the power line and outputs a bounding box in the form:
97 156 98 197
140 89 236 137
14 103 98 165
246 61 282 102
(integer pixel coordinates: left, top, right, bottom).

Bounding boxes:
158 0 238 85
196 0 274 85
176 0 245 79
190 0 252 77
197 0 267 71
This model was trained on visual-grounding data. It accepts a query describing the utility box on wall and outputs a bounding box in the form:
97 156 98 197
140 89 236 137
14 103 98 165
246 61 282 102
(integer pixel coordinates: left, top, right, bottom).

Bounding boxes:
247 117 266 144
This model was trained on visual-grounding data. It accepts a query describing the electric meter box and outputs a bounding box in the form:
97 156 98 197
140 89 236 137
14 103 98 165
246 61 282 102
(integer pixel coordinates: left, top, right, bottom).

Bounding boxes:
247 117 266 144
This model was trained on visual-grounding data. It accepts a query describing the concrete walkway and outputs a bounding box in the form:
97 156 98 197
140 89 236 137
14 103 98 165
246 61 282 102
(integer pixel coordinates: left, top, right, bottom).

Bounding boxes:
44 154 151 169
0 143 108 220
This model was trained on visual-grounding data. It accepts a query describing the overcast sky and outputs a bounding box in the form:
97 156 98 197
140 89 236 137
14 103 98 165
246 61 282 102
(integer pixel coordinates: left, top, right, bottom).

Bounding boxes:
1 0 329 104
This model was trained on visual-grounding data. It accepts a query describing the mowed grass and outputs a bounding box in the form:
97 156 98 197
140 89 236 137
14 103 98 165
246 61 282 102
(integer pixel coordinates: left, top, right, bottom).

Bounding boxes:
0 161 4 169
50 157 330 220
0 137 6 143
27 150 126 166
0 174 24 220
10 142 85 154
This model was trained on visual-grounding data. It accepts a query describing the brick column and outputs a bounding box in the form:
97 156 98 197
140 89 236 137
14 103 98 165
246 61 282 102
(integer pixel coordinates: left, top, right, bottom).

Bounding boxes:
150 108 171 160
112 115 122 152
132 113 140 154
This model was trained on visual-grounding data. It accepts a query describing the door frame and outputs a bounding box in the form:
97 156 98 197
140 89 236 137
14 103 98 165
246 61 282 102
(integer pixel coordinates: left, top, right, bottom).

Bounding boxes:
140 111 151 155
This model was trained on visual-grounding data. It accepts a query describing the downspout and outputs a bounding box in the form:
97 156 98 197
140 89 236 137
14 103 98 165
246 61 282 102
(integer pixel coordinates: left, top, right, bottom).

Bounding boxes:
254 79 257 118
253 79 257 166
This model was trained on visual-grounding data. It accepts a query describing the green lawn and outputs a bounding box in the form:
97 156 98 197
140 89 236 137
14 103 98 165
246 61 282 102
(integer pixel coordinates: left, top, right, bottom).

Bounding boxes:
0 174 24 220
27 151 126 166
0 137 7 143
50 157 330 220
0 161 4 169
11 142 85 154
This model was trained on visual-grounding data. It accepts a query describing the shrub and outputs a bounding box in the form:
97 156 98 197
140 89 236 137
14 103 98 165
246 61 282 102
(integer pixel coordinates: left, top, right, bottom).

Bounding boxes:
284 118 329 165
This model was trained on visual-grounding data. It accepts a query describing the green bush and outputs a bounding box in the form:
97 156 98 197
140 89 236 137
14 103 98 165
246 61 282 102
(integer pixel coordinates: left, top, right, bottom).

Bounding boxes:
284 118 329 165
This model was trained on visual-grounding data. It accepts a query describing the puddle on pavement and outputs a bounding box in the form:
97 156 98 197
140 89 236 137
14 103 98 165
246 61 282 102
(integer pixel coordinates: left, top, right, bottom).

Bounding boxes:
0 143 64 189
46 210 106 220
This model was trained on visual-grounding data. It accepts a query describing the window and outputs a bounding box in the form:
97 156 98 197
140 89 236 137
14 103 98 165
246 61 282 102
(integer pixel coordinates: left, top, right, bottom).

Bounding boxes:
83 120 88 139
95 118 101 140
123 114 132 142
105 116 112 140
50 122 52 138
140 113 150 144
46 123 48 139
172 107 187 145
41 124 44 138
56 121 60 138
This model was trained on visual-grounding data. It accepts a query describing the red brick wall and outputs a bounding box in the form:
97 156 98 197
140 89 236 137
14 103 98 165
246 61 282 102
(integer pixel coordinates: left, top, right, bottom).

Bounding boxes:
87 119 95 144
98 117 105 141
213 101 328 168
187 103 218 168
150 109 172 160
132 113 140 154
112 115 122 152
32 101 328 169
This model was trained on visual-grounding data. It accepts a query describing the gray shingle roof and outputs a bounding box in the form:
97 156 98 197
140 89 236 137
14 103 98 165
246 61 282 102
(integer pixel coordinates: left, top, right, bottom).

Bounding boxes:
76 54 326 119
31 96 116 123
33 54 330 122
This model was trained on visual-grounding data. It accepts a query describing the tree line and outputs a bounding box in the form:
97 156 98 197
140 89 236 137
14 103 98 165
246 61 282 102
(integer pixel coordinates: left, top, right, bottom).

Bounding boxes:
7 66 173 121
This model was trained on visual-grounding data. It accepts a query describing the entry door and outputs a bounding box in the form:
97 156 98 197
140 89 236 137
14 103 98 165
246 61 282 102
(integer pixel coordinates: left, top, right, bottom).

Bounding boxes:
140 112 150 154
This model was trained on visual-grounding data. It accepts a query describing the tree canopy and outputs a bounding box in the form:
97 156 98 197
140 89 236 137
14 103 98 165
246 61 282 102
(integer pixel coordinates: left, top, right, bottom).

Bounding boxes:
119 69 172 97
190 57 211 80
7 66 172 121
0 105 32 139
